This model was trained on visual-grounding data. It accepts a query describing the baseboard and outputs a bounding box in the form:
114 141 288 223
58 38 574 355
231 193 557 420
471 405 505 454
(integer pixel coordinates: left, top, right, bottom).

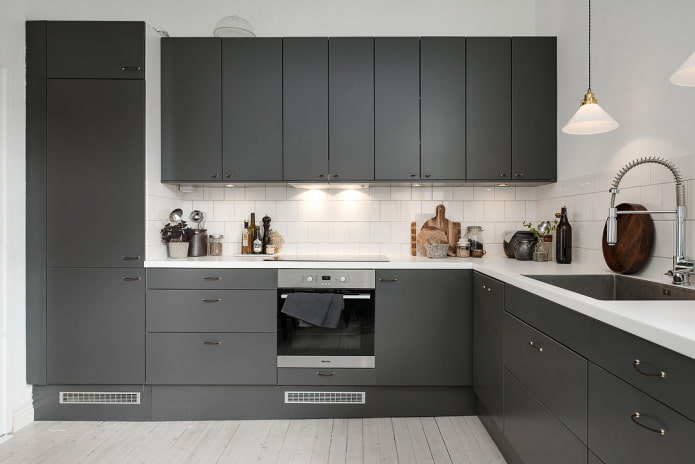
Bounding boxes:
12 399 34 432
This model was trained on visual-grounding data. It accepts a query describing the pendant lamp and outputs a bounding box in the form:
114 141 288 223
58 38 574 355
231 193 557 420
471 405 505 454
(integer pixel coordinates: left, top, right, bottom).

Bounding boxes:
670 51 695 87
562 0 619 135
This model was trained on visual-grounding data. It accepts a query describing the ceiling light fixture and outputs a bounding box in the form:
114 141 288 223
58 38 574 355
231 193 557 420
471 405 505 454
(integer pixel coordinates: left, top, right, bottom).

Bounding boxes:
562 0 619 135
670 51 695 86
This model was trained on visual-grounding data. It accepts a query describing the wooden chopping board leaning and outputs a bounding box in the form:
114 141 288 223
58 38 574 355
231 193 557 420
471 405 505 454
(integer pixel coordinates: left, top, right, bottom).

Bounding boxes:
413 204 461 256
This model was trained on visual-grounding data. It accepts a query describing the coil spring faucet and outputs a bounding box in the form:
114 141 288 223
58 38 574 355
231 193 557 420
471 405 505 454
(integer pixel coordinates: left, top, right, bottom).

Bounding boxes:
606 157 693 285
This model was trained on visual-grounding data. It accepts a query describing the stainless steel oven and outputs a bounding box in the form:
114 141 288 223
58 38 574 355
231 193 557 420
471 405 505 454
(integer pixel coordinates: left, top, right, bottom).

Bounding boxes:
277 269 375 368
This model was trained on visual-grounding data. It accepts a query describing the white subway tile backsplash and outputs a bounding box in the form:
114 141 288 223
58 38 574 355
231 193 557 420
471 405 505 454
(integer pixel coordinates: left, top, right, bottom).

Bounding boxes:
328 222 350 243
357 201 381 221
432 186 453 201
203 186 225 200
515 187 536 201
224 187 245 201
334 201 359 221
359 243 381 255
307 222 329 242
255 201 278 221
213 202 235 222
453 187 474 200
474 187 495 201
662 182 677 211
503 201 526 222
494 186 515 201
265 185 287 200
484 201 505 221
390 222 411 243
463 201 485 222
390 186 412 200
400 201 422 222
348 222 371 242
640 184 663 211
190 201 215 221
370 222 391 242
275 201 298 222
380 201 401 222
369 187 390 201
411 186 433 200
286 222 308 243
233 201 256 223
244 186 266 200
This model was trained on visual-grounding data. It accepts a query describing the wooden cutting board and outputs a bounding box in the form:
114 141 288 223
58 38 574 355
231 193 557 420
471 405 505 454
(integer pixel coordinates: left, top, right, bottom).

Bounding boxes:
414 204 461 256
601 203 655 274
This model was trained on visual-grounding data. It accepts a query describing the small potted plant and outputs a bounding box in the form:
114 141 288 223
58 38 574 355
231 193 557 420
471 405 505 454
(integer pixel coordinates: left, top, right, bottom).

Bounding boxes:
522 220 557 261
161 220 191 259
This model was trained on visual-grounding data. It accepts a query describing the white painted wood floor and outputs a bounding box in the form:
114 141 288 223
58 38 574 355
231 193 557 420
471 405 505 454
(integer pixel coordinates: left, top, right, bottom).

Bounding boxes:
0 416 506 464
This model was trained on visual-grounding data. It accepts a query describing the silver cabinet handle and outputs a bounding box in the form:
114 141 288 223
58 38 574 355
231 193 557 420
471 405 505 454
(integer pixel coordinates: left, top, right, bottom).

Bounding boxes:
211 174 220 178
481 285 491 292
225 173 233 178
122 256 141 261
318 174 326 178
424 174 432 178
633 359 666 378
500 173 508 177
378 278 398 282
202 341 221 345
202 298 221 303
121 66 142 71
631 412 666 436
515 173 524 177
280 293 370 300
332 174 339 178
203 277 222 281
122 277 141 281
528 341 543 352
410 174 417 177
317 371 335 377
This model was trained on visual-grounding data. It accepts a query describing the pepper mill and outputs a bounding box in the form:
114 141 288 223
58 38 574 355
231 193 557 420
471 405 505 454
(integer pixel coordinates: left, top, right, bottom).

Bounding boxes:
262 215 271 254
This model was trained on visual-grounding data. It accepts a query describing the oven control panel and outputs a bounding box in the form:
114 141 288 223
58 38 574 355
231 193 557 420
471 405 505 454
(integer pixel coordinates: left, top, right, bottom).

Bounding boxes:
278 269 375 289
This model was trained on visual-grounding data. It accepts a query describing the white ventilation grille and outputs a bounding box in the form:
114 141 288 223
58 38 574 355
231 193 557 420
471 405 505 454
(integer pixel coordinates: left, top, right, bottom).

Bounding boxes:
59 392 141 405
285 391 365 404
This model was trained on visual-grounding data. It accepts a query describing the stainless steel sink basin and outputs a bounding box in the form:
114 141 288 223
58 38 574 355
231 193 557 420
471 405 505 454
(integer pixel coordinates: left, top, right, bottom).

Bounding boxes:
524 274 695 300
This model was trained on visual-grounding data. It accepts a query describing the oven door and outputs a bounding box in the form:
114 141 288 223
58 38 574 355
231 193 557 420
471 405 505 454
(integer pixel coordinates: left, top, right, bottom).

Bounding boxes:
277 289 375 368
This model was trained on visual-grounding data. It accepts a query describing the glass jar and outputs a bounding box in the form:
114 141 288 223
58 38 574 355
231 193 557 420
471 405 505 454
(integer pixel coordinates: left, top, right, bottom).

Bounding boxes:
456 240 470 258
208 234 223 256
465 226 485 257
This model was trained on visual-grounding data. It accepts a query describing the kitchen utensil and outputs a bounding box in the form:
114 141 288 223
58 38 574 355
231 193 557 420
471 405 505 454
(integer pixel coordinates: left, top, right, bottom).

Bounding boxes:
503 231 536 258
602 203 654 274
190 210 205 229
169 208 183 223
513 238 536 261
537 221 552 235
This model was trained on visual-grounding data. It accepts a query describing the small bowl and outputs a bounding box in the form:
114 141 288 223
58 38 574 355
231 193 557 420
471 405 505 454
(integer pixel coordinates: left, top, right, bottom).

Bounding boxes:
471 249 486 258
425 243 449 259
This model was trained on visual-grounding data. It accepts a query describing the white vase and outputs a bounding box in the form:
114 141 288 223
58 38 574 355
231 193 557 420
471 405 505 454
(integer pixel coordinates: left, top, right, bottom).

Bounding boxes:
167 242 189 259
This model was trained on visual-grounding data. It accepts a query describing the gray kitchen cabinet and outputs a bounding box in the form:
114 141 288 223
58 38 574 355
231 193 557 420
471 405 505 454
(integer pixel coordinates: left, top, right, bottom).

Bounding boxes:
328 37 374 181
146 268 277 290
222 38 282 181
473 272 504 431
45 21 144 79
466 38 512 181
420 37 467 180
161 38 222 182
277 368 375 386
374 38 420 181
46 79 144 268
283 37 329 182
375 269 472 385
47 268 145 384
511 37 557 181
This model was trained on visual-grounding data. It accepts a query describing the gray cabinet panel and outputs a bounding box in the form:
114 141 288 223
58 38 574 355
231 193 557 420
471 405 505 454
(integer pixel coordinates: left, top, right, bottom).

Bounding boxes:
504 370 587 464
328 37 374 181
46 79 144 268
161 38 222 182
504 313 588 444
473 272 504 431
146 333 276 385
277 368 375 386
146 268 277 290
512 37 557 181
147 290 276 332
466 38 512 180
505 285 588 356
421 37 466 180
46 21 144 79
283 38 329 181
47 268 145 384
374 38 420 181
588 319 695 422
222 38 282 181
375 269 472 385
588 363 695 464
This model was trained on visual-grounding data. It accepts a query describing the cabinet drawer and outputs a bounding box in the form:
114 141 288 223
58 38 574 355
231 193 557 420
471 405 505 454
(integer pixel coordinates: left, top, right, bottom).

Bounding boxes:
504 369 587 464
278 368 375 386
588 363 695 464
588 319 695 422
147 269 277 290
146 333 276 385
505 285 588 356
147 290 276 332
504 313 587 443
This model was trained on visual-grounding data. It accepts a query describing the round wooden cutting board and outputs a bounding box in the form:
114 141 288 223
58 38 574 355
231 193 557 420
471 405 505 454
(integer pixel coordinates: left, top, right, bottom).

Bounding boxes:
601 203 655 274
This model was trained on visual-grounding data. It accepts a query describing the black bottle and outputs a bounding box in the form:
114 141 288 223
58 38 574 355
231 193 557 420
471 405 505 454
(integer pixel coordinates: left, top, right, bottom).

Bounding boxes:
555 206 572 264
261 215 272 254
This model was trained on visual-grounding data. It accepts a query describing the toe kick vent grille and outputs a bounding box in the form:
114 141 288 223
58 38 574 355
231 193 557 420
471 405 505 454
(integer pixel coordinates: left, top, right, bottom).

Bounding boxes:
59 392 141 405
285 391 365 404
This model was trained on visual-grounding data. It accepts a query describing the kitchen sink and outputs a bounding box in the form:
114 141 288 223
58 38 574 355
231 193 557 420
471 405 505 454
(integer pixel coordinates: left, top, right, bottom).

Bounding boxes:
524 274 695 300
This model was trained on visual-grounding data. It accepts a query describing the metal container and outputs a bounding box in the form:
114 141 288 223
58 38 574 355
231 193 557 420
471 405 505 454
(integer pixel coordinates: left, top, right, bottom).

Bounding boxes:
187 229 208 257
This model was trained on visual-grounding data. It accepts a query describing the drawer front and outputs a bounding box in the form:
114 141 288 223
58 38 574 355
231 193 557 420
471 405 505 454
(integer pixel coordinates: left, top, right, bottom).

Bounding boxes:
504 369 587 464
504 313 587 443
588 319 695 422
146 333 276 385
505 284 588 356
147 269 277 290
147 290 276 332
278 368 375 386
588 363 695 464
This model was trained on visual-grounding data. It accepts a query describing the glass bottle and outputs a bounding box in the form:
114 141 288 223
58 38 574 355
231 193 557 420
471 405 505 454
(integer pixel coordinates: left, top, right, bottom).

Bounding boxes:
247 213 256 253
241 220 249 254
252 225 262 254
555 206 572 264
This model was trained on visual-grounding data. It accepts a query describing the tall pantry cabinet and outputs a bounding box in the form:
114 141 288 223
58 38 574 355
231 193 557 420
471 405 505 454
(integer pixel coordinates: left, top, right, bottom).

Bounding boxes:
26 21 146 387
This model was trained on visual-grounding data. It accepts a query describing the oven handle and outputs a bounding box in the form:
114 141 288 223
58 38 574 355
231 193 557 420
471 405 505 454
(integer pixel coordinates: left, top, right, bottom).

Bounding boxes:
280 293 372 300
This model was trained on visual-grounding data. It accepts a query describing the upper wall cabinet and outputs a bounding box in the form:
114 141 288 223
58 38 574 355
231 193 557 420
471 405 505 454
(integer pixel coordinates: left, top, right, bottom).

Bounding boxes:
374 38 420 181
161 38 222 182
421 37 467 180
222 38 283 181
46 21 145 79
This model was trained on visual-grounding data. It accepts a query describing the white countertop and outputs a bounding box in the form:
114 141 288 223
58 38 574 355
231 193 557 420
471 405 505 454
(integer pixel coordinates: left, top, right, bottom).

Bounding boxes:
146 254 695 361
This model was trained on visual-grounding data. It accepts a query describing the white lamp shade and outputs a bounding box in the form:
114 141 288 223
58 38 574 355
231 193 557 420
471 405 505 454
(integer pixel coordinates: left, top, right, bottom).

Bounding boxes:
213 15 255 37
562 102 619 135
670 51 695 86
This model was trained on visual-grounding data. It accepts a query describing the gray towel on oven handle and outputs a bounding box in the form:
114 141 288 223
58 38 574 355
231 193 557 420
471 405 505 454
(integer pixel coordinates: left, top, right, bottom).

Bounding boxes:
281 293 344 328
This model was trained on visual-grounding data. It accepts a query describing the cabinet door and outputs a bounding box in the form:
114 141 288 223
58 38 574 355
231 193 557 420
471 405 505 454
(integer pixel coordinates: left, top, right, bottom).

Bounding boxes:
512 37 557 181
421 37 466 180
466 38 512 181
375 269 472 385
328 37 374 181
46 79 144 268
161 38 222 182
47 268 145 384
46 21 144 79
374 38 420 181
222 38 282 181
473 272 504 431
283 38 328 182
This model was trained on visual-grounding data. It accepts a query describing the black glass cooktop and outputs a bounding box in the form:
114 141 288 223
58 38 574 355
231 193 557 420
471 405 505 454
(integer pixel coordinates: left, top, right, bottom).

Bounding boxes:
264 254 389 262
